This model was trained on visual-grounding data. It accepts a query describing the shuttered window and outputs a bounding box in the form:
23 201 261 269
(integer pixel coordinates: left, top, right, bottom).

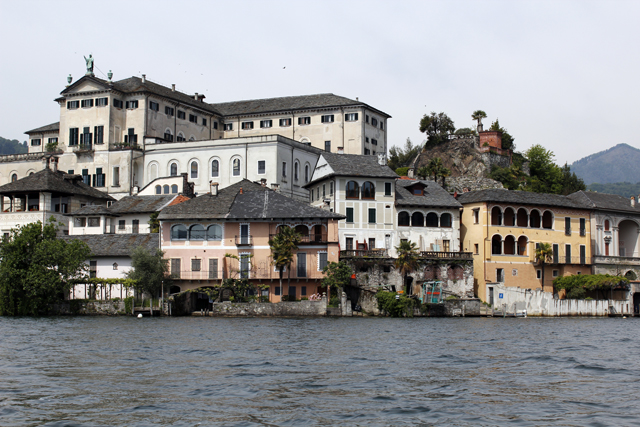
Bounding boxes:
209 259 218 279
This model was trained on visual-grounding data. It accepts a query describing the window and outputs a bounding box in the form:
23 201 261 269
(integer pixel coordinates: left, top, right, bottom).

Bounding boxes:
398 212 410 226
443 240 450 252
95 97 108 107
132 220 139 234
537 269 542 279
385 182 392 196
241 121 254 130
474 243 479 254
346 181 359 199
74 217 87 227
371 117 378 127
298 116 310 125
565 217 571 235
155 185 161 194
68 169 74 174
163 185 169 194
171 259 181 278
176 133 185 142
189 114 198 123
345 237 354 250
553 244 559 264
224 123 233 131
497 268 504 282
321 115 334 123
233 158 240 176
94 168 105 187
207 224 222 240
80 127 92 146
67 100 79 109
171 184 178 193
552 270 559 277
125 100 138 109
473 209 479 224
81 99 93 108
371 138 378 146
279 118 291 127
604 220 610 231
81 169 90 185
88 217 100 227
212 159 219 177
209 259 219 279
297 253 307 278
191 259 201 271
366 137 369 143
305 165 310 182
318 252 328 271
346 207 354 223
441 213 452 227
170 163 178 176
275 287 281 296
426 213 439 227
282 162 287 178
365 115 369 123
330 182 334 196
345 113 358 121
202 118 207 126
113 99 123 108
239 254 250 279
190 161 198 179
580 218 586 236
69 128 79 146
31 139 41 146
124 128 137 144
171 224 188 240
165 106 174 116
48 137 58 145
89 261 97 279
164 131 173 142
177 110 186 119
364 148 370 155
565 244 571 264
112 166 120 186
368 208 376 223
580 245 586 264
260 120 272 128
149 101 159 111
380 122 384 130
257 161 266 174
190 225 205 240
94 125 104 144
294 162 299 181
362 182 375 199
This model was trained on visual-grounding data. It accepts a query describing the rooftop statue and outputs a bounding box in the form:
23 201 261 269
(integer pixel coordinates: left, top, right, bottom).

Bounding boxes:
84 54 94 76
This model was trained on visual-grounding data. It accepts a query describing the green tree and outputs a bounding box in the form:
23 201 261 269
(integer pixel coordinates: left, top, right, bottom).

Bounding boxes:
321 261 352 299
489 164 527 190
559 163 586 195
471 110 487 129
388 138 420 171
454 127 477 136
0 220 90 316
423 157 451 185
126 246 170 298
394 240 421 295
419 112 455 149
269 226 302 300
148 212 160 233
535 243 553 293
489 119 515 151
525 144 564 194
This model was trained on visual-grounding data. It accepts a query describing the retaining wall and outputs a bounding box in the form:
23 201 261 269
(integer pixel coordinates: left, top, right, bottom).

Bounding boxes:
196 300 328 317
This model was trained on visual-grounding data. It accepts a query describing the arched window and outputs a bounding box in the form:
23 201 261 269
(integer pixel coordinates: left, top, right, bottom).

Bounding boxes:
171 184 178 194
190 161 198 179
542 211 553 229
426 212 439 227
504 235 516 255
211 159 219 177
305 165 310 182
517 236 528 256
398 211 410 226
346 181 359 199
294 162 299 181
207 224 222 240
150 163 158 180
504 208 516 226
189 224 205 240
233 158 240 176
440 213 452 227
492 235 502 255
11 174 17 182
155 185 161 195
517 208 528 227
177 132 185 142
604 220 610 231
170 163 178 176
189 136 195 142
491 206 502 226
171 224 188 240
362 182 375 199
411 212 424 227
163 185 169 194
529 210 541 228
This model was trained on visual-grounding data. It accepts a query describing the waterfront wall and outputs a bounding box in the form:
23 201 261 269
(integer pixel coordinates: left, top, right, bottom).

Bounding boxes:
193 300 328 317
54 300 127 315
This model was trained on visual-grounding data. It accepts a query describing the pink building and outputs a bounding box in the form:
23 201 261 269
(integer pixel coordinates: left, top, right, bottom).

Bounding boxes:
158 180 344 301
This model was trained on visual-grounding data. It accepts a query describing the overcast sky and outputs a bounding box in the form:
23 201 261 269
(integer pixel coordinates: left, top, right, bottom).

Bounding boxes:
1 0 638 165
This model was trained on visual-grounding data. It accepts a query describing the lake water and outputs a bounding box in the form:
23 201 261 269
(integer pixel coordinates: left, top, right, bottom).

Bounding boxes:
1 316 639 426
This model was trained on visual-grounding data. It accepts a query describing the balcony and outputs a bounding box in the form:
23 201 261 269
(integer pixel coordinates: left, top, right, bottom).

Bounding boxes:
592 255 640 266
551 256 590 265
73 143 93 154
340 249 388 258
235 235 253 246
270 233 329 244
109 142 142 151
420 251 474 261
170 270 225 280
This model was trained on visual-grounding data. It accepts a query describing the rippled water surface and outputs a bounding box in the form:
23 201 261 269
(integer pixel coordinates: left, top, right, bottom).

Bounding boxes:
1 316 640 426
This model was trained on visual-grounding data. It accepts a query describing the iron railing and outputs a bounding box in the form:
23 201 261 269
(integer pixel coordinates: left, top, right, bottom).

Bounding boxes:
420 251 474 260
235 235 253 246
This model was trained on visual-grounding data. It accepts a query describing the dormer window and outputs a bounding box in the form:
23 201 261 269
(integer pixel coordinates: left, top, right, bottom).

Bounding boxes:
412 186 424 195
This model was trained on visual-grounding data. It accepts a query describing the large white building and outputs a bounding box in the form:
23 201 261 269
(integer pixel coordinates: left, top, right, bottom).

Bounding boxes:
5 64 390 200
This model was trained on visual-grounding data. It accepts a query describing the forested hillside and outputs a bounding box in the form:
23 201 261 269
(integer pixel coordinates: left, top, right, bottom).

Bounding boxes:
0 137 28 155
587 182 640 198
571 143 640 184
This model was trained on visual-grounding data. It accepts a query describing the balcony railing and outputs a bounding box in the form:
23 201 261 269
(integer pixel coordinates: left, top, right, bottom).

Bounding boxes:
340 249 388 258
235 235 253 246
270 233 328 244
420 251 474 260
170 270 225 280
73 143 93 153
109 142 142 151
551 256 590 265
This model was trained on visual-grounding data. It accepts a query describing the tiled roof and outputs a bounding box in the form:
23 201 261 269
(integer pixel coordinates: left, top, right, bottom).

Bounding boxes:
62 233 159 257
306 153 398 186
0 168 114 200
395 179 462 208
109 195 177 214
456 189 587 209
211 93 390 118
26 122 60 134
567 191 640 214
158 179 344 221
67 205 116 217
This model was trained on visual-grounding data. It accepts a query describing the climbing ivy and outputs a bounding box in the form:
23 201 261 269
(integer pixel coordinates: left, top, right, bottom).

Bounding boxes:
375 291 417 317
553 274 629 299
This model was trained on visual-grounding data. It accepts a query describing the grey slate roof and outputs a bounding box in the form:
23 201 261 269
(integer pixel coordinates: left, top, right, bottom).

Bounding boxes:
26 122 60 134
567 191 640 214
67 205 117 217
0 168 114 200
62 233 159 257
306 153 398 186
395 179 462 208
109 195 177 214
456 189 587 209
211 93 390 118
159 179 344 221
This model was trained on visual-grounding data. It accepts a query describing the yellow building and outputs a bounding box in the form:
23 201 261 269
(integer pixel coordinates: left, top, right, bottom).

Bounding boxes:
458 189 592 304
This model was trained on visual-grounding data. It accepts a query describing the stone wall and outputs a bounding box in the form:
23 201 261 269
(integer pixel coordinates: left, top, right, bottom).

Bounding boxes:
194 299 328 317
443 298 483 316
54 300 127 315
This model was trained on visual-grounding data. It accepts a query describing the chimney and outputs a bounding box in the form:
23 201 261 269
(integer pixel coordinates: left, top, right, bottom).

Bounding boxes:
337 147 344 154
631 196 636 207
271 183 280 192
210 181 219 196
171 84 176 92
239 187 243 194
42 157 50 170
132 186 139 195
194 93 198 100
51 157 58 172
356 97 359 101
260 178 267 187
378 153 387 166
141 74 146 83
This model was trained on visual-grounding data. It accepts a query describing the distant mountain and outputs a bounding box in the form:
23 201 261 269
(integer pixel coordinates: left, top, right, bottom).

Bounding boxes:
0 137 27 155
587 182 640 198
571 143 640 185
